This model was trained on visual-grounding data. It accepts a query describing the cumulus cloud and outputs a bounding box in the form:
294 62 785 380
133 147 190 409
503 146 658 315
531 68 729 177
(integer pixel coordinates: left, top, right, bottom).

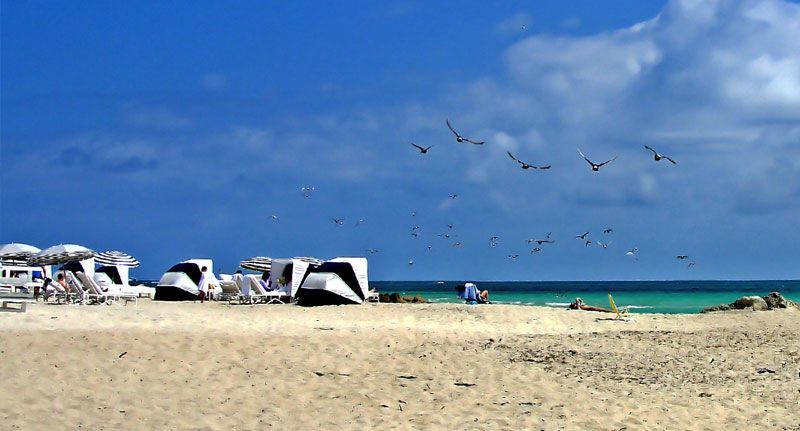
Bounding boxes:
444 0 800 214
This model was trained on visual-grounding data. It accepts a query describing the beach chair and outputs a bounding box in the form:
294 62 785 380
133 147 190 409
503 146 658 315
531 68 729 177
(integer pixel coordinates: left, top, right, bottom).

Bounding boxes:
77 272 138 306
367 289 379 303
45 280 67 304
218 279 240 301
65 271 92 304
245 275 270 304
608 294 634 321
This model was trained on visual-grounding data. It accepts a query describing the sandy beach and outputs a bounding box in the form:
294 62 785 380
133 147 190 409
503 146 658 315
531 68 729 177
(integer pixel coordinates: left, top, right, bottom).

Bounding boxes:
1 301 798 430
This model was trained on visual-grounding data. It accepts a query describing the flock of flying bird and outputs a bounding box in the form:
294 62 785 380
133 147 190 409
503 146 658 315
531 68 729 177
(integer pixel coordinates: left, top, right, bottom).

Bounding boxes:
271 119 695 271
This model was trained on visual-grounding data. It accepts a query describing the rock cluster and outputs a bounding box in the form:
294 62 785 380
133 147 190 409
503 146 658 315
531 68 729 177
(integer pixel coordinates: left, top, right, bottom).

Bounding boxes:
701 292 797 313
378 293 429 303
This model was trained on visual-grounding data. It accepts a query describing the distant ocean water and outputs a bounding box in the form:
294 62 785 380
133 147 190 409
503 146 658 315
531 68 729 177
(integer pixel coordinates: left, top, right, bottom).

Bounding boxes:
370 280 800 314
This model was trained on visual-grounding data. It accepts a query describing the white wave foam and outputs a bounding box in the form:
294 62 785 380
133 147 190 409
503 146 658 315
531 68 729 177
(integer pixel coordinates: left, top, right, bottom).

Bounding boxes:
545 302 571 307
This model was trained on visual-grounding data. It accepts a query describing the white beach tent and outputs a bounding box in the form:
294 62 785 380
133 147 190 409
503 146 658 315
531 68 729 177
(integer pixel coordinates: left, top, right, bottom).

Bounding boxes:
269 257 323 300
155 259 218 300
295 257 370 306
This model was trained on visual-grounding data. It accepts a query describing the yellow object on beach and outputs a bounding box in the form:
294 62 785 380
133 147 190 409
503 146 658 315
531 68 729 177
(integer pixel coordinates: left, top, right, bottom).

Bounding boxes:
608 294 631 320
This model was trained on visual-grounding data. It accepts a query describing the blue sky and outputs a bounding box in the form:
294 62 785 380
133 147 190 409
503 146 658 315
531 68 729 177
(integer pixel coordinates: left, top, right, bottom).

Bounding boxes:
2 0 799 281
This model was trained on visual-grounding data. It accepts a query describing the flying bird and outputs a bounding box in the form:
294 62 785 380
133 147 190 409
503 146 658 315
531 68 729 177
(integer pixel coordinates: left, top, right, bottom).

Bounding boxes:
366 248 379 254
578 149 616 171
506 151 551 170
411 211 416 217
446 119 484 145
530 247 542 253
604 228 613 234
452 241 463 248
508 254 520 259
331 218 345 226
676 255 689 260
301 186 316 197
426 245 433 251
448 193 458 199
576 232 589 240
687 261 696 268
447 224 454 230
411 143 432 154
626 248 639 261
584 240 592 248
644 145 677 164
354 218 366 227
408 260 414 266
270 215 279 221
596 240 612 249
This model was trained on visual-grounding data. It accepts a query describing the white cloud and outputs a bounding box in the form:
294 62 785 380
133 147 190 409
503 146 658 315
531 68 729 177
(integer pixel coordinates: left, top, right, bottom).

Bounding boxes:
126 107 194 130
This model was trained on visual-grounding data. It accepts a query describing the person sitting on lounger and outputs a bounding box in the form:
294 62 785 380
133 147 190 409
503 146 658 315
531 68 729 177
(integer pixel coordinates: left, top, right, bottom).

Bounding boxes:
569 297 613 313
57 273 69 292
456 282 490 304
259 271 272 291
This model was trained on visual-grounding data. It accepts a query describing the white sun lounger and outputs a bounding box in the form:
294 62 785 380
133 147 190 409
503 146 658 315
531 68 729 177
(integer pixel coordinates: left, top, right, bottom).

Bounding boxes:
77 272 138 305
65 271 92 304
218 279 240 301
44 279 72 304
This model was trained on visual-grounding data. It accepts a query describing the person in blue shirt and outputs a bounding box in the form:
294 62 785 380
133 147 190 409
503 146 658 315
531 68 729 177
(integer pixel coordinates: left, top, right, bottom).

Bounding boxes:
456 282 489 304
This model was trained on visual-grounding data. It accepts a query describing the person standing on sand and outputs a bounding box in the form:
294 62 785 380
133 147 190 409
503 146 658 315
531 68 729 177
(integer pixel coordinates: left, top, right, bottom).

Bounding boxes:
197 266 209 303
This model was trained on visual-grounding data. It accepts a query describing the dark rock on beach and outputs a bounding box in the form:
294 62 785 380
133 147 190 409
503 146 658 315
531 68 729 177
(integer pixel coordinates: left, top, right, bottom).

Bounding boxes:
378 293 429 304
701 292 797 313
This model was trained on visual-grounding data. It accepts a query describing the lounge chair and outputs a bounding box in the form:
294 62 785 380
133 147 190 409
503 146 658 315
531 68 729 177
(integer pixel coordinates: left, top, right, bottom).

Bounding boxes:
65 271 92 304
77 272 138 305
367 289 379 303
608 294 634 321
218 279 240 301
245 275 271 304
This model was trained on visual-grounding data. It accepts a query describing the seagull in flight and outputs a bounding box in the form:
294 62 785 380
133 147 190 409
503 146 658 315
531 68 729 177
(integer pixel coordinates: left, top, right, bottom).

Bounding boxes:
578 149 616 171
446 119 484 145
644 145 677 164
270 215 279 221
604 228 613 234
366 248 379 254
507 151 551 170
408 260 414 266
354 218 366 227
301 186 316 197
575 232 589 240
332 218 345 226
676 255 689 260
426 245 433 251
687 261 696 268
411 143 432 154
530 247 542 253
596 240 612 249
584 240 592 248
626 248 639 261
448 193 458 199
508 254 520 259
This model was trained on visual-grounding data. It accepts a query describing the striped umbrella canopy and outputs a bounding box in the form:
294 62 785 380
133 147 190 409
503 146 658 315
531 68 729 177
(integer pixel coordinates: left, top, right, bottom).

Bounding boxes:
240 256 271 272
95 250 140 268
0 243 41 261
27 244 96 266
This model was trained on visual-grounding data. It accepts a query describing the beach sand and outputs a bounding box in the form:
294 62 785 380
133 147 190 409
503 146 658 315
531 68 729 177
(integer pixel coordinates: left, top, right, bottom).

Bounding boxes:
1 300 798 430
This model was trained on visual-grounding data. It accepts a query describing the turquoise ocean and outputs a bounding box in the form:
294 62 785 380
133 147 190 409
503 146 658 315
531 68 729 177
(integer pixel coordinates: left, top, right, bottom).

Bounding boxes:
370 280 800 314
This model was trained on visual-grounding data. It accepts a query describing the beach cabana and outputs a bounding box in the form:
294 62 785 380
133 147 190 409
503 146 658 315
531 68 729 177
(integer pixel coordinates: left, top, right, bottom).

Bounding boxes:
155 259 217 300
295 258 369 305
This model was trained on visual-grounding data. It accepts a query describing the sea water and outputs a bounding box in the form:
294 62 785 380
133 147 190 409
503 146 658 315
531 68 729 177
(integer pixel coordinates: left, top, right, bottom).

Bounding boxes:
370 280 800 314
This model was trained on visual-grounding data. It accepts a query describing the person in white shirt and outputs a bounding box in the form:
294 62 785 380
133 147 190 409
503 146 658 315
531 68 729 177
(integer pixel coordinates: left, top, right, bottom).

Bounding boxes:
197 266 209 303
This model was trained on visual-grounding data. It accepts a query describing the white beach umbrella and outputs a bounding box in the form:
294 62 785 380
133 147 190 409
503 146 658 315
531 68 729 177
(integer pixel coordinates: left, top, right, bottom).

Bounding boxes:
95 250 140 268
27 244 96 266
0 243 41 262
240 256 272 272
